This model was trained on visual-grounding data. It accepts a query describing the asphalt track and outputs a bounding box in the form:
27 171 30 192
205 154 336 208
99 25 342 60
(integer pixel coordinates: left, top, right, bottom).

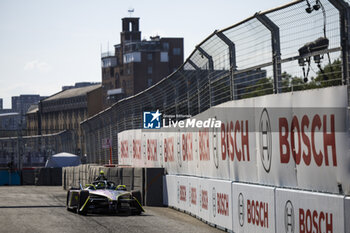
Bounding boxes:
0 186 223 233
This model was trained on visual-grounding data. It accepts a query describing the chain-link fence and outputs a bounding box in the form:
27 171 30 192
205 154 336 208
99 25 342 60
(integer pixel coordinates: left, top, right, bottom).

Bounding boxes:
82 0 350 164
0 130 76 168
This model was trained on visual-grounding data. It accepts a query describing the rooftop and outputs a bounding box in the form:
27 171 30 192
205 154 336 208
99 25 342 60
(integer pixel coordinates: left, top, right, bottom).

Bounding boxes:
26 104 39 114
43 84 101 102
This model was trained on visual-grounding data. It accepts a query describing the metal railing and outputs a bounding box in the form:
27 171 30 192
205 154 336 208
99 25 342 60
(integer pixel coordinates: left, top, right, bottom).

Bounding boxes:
101 51 115 58
82 0 350 164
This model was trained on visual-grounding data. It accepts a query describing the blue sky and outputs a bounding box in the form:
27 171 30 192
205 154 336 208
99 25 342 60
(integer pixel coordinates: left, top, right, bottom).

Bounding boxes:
0 0 291 108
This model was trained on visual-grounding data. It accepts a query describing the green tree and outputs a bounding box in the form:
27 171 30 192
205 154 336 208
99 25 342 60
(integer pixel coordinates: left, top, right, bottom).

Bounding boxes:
242 77 273 99
281 72 305 92
314 59 342 87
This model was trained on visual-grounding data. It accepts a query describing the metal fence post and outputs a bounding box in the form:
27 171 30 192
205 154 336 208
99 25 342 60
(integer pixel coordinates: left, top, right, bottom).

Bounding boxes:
216 31 238 100
196 46 214 107
178 70 191 116
328 0 350 85
188 59 201 113
255 13 282 94
155 85 167 115
326 0 350 134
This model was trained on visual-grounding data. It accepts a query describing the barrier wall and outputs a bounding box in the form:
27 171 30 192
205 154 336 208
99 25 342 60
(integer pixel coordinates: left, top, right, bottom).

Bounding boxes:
345 197 350 233
232 183 275 233
275 188 346 233
163 175 350 233
118 86 350 195
22 168 36 185
164 175 233 231
35 168 62 185
0 170 20 185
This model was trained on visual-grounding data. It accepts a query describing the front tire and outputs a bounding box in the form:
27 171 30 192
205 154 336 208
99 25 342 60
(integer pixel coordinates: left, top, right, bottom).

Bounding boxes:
66 189 77 212
76 191 89 215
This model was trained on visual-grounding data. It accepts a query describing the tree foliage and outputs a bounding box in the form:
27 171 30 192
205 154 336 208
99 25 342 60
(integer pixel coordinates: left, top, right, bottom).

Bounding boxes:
241 59 343 99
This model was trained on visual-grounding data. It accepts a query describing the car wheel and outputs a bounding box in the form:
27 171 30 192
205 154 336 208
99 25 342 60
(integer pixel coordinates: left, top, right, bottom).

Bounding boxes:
66 190 70 211
76 190 89 215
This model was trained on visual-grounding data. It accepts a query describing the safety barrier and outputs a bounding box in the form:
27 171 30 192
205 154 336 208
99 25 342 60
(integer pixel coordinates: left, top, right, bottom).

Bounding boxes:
21 168 36 185
0 169 20 185
119 86 350 195
163 175 350 233
35 168 62 186
0 167 62 186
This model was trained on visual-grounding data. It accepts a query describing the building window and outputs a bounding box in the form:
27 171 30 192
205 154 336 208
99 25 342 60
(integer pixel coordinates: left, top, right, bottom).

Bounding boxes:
147 66 152 74
173 48 181 55
123 52 141 63
147 79 152 87
160 52 168 62
147 53 153 61
163 42 169 50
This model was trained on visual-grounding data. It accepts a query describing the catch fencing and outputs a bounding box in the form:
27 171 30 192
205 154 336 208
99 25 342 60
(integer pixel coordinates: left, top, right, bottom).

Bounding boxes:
0 130 76 168
81 0 350 164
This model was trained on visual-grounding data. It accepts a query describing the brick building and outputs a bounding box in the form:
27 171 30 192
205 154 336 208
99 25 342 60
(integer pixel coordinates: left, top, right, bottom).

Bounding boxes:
26 84 103 155
101 17 184 106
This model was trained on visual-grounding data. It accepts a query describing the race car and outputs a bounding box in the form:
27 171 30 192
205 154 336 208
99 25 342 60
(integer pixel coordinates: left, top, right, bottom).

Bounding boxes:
66 180 144 215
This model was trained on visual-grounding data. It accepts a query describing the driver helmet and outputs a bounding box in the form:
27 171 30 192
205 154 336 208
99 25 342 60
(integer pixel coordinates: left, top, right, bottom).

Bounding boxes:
100 170 105 175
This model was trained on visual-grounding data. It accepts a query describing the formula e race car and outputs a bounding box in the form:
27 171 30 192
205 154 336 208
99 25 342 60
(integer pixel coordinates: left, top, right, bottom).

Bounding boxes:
66 180 144 215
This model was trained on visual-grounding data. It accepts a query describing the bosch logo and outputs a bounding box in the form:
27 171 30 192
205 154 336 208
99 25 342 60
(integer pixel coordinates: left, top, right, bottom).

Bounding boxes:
238 193 244 227
190 187 197 206
284 200 295 233
259 108 272 173
201 189 208 211
212 187 217 217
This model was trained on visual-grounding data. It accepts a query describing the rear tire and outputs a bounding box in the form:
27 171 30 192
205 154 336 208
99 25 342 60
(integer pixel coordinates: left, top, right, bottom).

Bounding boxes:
132 209 142 215
66 190 71 211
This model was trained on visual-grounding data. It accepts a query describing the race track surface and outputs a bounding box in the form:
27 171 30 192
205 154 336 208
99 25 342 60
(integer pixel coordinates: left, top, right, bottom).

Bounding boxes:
0 186 223 233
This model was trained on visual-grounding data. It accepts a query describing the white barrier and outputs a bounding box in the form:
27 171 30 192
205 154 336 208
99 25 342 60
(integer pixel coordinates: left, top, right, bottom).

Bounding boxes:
163 175 176 207
187 176 200 217
275 188 345 233
207 179 233 231
345 197 350 233
215 98 258 183
232 183 275 233
163 175 349 233
118 86 350 195
197 177 210 223
175 176 188 211
163 175 233 231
